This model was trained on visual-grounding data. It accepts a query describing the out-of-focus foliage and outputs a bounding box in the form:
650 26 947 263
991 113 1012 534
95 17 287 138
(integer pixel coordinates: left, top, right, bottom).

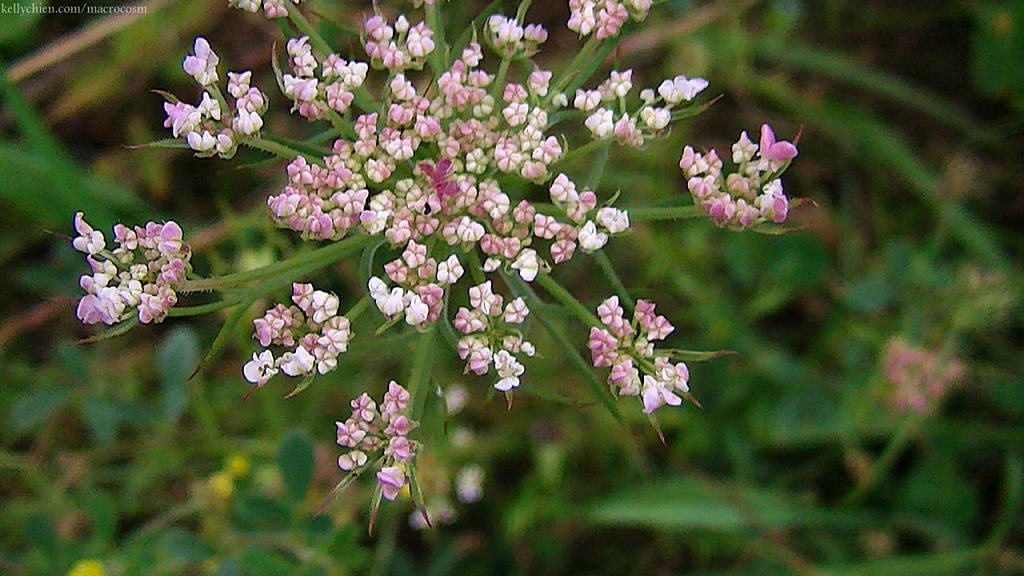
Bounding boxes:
1 1 1022 575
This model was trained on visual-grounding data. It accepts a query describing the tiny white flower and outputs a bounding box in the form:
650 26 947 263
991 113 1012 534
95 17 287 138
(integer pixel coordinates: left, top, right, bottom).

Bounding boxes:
278 346 315 377
578 220 609 252
640 106 671 131
186 130 217 152
243 350 278 385
234 108 263 136
198 92 221 121
436 254 464 285
380 287 406 317
511 248 540 282
607 70 633 98
404 293 429 326
574 89 602 112
310 290 339 323
596 207 630 234
584 108 614 139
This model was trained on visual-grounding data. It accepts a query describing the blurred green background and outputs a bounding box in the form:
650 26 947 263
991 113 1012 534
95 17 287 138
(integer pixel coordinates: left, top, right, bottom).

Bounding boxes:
2 0 1023 574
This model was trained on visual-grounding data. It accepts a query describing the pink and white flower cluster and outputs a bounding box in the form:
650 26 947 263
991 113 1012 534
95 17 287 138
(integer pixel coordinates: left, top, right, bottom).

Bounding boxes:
72 213 191 326
587 296 691 414
680 124 798 229
336 381 420 501
577 71 708 147
228 0 299 19
368 239 463 329
243 282 352 386
454 281 535 392
545 173 630 262
568 0 651 39
364 13 436 72
282 36 369 121
267 153 369 241
485 14 548 57
882 338 964 415
164 37 268 157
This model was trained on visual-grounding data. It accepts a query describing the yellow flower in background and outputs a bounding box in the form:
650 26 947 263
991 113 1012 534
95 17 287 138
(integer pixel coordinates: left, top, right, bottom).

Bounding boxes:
210 471 235 501
226 454 251 480
67 560 105 576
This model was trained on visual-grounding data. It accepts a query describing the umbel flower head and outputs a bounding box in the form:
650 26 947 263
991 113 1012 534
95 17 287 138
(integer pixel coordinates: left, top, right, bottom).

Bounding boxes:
244 283 352 386
68 0 804 529
72 213 191 325
680 124 799 229
588 296 693 414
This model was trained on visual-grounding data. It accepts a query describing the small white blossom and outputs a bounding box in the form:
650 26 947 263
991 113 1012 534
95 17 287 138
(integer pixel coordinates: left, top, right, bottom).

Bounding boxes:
243 350 278 385
493 350 525 391
640 106 671 131
279 345 315 376
578 220 609 252
404 293 429 326
186 130 217 152
607 70 633 98
436 254 464 285
511 248 540 282
596 207 630 234
658 75 709 104
585 108 615 139
574 89 602 112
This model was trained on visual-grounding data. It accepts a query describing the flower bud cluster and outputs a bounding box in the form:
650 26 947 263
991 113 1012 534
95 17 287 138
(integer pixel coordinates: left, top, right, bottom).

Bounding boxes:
228 0 299 19
364 13 435 72
336 381 420 501
568 0 651 39
282 36 369 121
72 213 191 326
244 283 352 385
680 124 798 229
485 14 548 58
587 296 691 414
454 281 535 392
544 173 630 263
578 71 708 148
882 338 964 415
267 153 369 241
164 37 269 157
368 239 461 328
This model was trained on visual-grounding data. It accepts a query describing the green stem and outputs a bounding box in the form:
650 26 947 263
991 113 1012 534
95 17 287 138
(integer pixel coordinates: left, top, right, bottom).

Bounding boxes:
591 250 633 310
425 2 447 81
547 35 600 105
490 57 512 102
504 273 624 423
181 234 375 293
325 109 357 140
462 247 487 285
243 136 322 166
166 298 241 318
842 413 925 506
628 205 704 221
552 137 610 169
534 272 601 329
347 294 372 323
408 328 437 421
191 374 220 443
585 140 611 189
